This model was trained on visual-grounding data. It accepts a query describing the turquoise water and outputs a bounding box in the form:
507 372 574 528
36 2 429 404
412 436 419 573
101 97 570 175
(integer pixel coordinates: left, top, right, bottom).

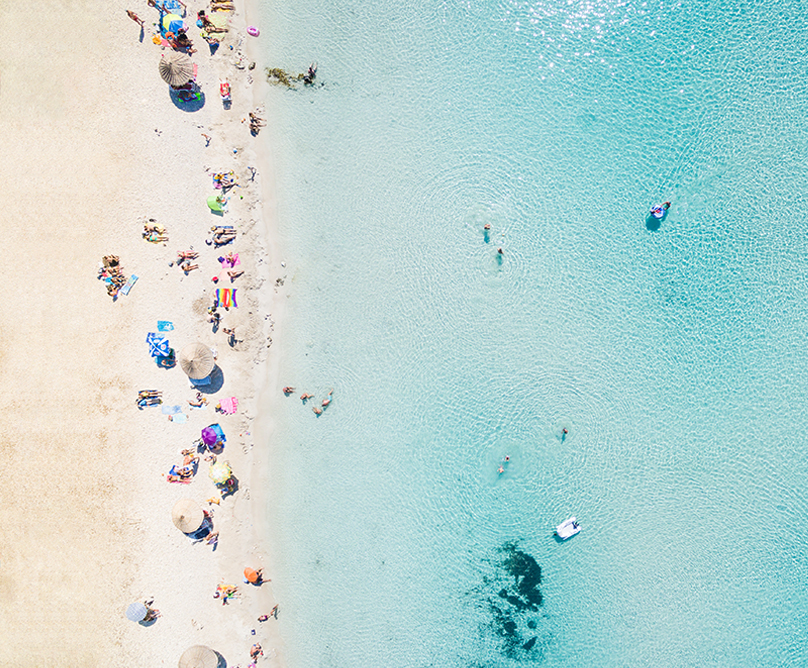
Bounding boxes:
257 0 808 665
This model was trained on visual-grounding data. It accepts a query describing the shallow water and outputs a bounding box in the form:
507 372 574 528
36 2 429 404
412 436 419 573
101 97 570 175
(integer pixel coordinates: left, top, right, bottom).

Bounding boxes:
256 0 808 665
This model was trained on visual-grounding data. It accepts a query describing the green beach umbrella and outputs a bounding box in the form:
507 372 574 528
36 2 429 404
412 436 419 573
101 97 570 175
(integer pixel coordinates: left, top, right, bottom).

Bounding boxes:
206 195 224 212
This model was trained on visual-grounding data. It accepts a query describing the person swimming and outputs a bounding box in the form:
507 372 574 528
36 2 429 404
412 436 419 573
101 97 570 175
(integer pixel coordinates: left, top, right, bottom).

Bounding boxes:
650 201 671 219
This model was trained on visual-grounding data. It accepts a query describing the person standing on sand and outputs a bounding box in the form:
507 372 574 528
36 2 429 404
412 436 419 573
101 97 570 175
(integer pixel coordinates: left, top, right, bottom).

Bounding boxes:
126 10 145 27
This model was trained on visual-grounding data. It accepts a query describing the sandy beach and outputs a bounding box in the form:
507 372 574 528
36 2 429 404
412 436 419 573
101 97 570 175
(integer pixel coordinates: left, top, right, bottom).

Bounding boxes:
0 1 286 665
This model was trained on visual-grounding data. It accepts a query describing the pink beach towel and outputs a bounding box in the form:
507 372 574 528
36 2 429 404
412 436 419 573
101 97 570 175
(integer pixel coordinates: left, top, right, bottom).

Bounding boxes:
218 397 238 414
219 253 240 268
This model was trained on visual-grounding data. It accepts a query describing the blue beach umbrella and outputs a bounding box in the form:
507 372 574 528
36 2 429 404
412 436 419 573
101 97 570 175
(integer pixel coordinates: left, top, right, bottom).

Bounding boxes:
146 333 170 358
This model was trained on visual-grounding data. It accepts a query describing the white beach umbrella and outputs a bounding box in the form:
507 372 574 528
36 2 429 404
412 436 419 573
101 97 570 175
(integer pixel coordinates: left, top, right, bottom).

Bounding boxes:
125 601 148 622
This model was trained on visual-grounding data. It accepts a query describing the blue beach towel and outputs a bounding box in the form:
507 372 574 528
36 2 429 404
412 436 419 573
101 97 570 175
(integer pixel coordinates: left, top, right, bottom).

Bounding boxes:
158 320 175 332
171 414 188 424
161 404 182 415
120 275 138 296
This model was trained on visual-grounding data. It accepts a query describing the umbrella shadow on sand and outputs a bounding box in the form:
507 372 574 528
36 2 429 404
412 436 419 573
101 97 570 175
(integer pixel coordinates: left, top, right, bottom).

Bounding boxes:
170 88 206 112
193 365 225 394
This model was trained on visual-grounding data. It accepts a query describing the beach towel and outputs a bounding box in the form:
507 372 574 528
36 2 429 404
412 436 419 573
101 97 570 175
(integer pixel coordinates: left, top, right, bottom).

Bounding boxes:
158 320 175 332
120 275 138 296
214 288 237 309
217 397 238 414
146 333 170 358
171 413 188 424
219 253 240 268
161 404 182 415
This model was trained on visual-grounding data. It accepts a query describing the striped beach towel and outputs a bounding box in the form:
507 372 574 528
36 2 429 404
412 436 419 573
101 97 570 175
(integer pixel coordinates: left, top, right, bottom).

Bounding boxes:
214 288 238 308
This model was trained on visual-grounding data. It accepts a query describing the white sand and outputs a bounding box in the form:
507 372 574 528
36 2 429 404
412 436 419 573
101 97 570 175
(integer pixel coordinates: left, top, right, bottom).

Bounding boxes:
0 1 287 665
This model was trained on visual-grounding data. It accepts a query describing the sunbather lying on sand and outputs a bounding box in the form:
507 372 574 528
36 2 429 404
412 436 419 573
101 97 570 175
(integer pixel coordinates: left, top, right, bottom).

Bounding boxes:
212 234 236 246
249 112 266 125
188 392 208 407
181 261 199 273
137 396 162 408
227 270 244 281
178 250 199 260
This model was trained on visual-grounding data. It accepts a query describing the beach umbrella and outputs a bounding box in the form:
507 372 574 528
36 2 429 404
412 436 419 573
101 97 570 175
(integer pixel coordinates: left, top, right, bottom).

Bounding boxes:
159 52 194 87
125 602 148 622
178 645 218 668
179 343 214 380
146 332 170 358
201 427 218 446
209 461 232 484
207 195 224 212
171 498 204 533
163 13 183 31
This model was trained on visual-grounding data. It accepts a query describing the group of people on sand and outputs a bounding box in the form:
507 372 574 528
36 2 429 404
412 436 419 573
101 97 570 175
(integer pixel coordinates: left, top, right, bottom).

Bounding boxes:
137 390 162 409
122 7 282 661
98 255 128 298
166 449 200 484
244 111 266 135
282 387 333 415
